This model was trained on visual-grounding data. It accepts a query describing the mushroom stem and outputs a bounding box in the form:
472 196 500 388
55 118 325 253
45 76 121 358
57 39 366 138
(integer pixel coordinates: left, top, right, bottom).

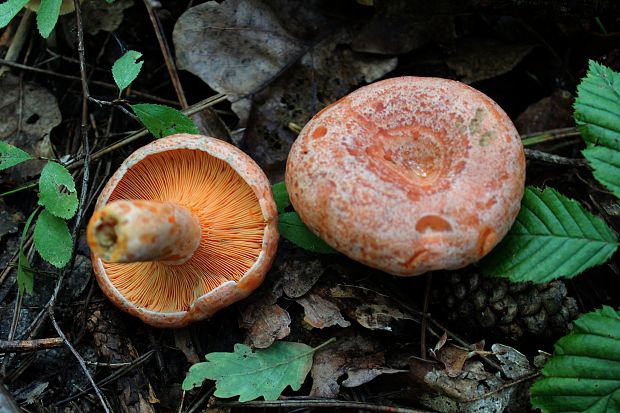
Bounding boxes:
87 200 202 265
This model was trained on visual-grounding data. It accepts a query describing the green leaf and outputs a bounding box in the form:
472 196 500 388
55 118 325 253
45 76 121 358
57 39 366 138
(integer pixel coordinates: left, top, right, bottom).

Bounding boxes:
112 50 144 94
0 140 33 171
38 161 78 219
574 60 620 199
480 187 618 283
531 306 620 413
131 103 199 138
34 209 72 268
0 0 28 29
279 212 337 254
36 0 62 38
17 209 38 295
183 341 316 401
272 181 291 213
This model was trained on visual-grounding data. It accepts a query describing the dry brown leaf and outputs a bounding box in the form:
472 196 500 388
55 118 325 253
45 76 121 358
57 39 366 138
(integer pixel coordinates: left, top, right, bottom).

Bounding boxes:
492 343 534 380
0 74 60 182
514 90 574 134
446 37 534 84
310 336 396 398
81 0 134 35
328 285 418 331
275 259 325 299
238 300 291 348
296 293 351 329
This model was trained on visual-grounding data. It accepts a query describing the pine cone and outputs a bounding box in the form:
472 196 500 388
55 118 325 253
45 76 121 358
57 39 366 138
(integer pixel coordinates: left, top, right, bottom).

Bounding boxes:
432 272 579 341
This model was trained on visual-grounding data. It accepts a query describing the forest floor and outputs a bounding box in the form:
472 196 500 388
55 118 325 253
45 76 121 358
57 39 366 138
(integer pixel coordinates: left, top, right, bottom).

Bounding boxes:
1 1 620 412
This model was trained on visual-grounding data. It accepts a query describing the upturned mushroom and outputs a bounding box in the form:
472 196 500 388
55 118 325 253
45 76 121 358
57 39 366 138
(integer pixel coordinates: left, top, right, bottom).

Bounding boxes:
286 76 525 276
87 134 279 328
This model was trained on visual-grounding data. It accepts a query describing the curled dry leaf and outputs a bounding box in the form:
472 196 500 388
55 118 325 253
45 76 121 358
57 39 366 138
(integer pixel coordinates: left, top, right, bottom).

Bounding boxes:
491 343 534 380
296 293 351 329
328 285 418 331
409 349 533 413
81 0 134 35
0 74 60 182
238 300 291 348
310 336 401 398
430 343 489 378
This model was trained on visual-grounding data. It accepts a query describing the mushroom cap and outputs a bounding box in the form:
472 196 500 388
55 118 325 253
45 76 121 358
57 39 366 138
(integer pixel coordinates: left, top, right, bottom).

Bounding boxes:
285 76 525 276
90 134 279 328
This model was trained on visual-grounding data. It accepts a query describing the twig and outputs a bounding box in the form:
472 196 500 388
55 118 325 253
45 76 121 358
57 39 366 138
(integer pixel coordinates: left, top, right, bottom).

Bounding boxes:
524 148 589 166
142 0 187 107
521 127 581 146
0 337 64 353
0 58 180 105
212 398 434 413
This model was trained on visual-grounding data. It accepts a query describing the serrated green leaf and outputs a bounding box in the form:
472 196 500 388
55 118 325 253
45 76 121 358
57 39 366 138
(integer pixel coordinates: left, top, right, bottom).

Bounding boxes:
480 186 618 283
272 181 291 213
0 0 29 29
36 0 61 38
0 140 33 171
183 341 315 401
531 306 620 413
38 161 78 219
17 209 38 295
131 103 199 138
279 212 337 254
34 210 72 268
574 60 620 199
112 50 143 94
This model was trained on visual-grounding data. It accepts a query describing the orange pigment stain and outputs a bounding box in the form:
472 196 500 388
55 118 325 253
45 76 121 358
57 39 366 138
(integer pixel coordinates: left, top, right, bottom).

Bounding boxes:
312 126 327 139
415 215 452 233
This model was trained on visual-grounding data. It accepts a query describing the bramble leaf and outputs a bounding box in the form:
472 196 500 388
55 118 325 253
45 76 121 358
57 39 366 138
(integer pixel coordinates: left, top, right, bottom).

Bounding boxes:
279 212 337 254
182 341 316 401
34 210 72 268
38 161 78 219
480 186 618 283
36 0 61 38
272 181 291 213
112 50 144 94
0 140 33 171
131 103 199 138
531 306 620 413
0 0 29 29
574 60 620 199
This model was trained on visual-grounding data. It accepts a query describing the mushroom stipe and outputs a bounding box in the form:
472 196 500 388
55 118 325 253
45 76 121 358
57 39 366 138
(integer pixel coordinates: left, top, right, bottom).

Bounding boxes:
286 76 525 276
87 134 279 328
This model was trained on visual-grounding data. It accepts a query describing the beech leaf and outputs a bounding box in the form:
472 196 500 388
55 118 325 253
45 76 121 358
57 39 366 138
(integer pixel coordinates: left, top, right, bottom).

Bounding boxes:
531 306 620 412
481 186 618 282
34 210 72 268
112 50 144 93
131 103 199 139
38 161 78 219
0 140 33 171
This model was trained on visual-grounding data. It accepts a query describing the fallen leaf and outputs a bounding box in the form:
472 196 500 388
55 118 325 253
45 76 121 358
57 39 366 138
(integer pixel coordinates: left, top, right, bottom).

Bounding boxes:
491 343 534 380
310 336 396 398
238 300 291 348
0 199 23 242
514 90 574 134
81 0 134 35
328 285 418 331
275 259 325 299
296 293 351 329
446 37 534 84
0 74 61 182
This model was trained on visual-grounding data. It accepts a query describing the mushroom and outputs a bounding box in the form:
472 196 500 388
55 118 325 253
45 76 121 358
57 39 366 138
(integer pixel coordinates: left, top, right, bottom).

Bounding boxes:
26 0 82 15
87 134 279 328
285 76 525 276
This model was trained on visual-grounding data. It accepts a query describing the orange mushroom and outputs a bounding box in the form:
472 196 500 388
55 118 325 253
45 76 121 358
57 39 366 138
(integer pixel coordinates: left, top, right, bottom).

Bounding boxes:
87 134 279 328
286 76 525 276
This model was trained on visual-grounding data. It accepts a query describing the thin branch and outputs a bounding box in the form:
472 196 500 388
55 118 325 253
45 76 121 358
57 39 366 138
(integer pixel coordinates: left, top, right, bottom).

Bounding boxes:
524 148 589 166
0 337 64 353
213 398 434 413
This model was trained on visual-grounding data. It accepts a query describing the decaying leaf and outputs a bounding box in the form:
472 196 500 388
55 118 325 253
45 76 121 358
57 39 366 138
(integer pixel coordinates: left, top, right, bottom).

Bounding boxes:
0 199 23 242
430 341 489 378
446 37 534 84
327 285 419 331
0 74 61 182
274 259 325 299
173 0 396 179
409 342 535 413
238 299 291 348
310 336 401 398
296 293 351 329
492 343 534 380
81 0 134 35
